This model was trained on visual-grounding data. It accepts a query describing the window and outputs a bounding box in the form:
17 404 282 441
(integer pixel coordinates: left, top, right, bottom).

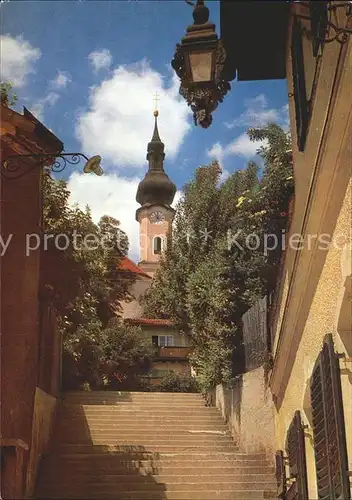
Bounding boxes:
153 236 162 255
291 17 309 152
309 1 328 57
310 334 350 500
156 335 173 347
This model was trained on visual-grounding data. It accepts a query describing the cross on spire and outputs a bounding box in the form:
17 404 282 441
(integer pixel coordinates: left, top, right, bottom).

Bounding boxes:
153 92 160 113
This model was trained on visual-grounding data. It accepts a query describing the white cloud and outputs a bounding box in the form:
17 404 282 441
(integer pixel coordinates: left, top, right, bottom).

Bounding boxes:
30 70 71 122
76 59 191 170
68 172 181 263
224 93 287 129
227 133 267 157
0 34 41 87
30 92 60 122
88 49 112 72
207 132 267 164
50 70 71 89
207 142 225 165
68 172 141 261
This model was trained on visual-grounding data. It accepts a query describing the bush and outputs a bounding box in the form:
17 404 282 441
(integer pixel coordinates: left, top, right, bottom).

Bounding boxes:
62 319 154 390
158 372 200 393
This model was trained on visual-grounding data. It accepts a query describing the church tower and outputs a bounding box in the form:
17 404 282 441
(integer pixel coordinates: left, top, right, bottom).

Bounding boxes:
136 109 176 277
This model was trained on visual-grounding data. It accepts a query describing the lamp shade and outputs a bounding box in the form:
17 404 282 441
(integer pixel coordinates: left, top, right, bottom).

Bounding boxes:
188 48 214 83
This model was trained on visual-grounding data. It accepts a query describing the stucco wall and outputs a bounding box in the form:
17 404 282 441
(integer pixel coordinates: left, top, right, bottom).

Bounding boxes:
274 180 352 499
120 277 151 319
137 205 173 263
269 7 352 496
26 387 57 497
212 366 276 462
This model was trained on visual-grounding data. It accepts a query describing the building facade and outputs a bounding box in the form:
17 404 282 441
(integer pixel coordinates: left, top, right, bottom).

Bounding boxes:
218 1 351 498
1 105 63 498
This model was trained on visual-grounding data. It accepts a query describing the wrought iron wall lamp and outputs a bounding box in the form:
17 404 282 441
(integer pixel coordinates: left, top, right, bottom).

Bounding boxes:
1 152 103 180
171 0 230 128
293 1 352 44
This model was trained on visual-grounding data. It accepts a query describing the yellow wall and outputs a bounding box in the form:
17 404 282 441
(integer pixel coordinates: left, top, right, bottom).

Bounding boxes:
270 4 352 497
120 276 151 319
274 182 351 498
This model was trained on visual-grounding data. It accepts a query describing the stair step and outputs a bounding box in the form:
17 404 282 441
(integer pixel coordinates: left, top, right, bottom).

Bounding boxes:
39 472 275 483
37 481 276 491
40 465 275 475
59 408 219 415
44 451 268 461
54 433 232 440
36 490 276 499
55 425 229 432
54 444 239 453
57 416 224 423
62 401 206 407
63 391 203 399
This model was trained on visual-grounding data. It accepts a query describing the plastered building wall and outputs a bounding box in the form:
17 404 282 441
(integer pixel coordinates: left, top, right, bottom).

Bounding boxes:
270 4 352 498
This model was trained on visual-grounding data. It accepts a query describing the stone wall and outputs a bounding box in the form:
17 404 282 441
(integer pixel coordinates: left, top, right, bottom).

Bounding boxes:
1 165 41 448
25 388 57 497
210 366 276 463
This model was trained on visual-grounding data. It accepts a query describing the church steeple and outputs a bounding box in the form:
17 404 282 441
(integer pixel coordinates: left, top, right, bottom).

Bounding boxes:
135 105 176 276
136 110 176 207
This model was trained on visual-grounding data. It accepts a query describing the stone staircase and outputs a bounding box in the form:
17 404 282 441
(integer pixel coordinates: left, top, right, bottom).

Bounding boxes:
35 391 276 499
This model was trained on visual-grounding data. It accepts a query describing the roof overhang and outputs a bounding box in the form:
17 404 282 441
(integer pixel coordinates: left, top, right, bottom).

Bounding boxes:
220 0 290 81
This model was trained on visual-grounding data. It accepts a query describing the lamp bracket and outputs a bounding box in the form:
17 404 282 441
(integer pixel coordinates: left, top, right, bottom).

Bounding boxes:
293 1 352 44
1 152 102 180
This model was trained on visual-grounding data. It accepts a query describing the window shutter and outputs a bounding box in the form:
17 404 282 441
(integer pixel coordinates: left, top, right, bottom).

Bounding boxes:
311 334 351 499
167 335 174 347
275 450 287 498
291 18 309 152
309 1 328 57
285 411 309 500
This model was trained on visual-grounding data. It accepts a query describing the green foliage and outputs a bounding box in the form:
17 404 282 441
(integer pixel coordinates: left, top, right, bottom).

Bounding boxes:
42 174 147 389
62 319 154 390
158 372 200 393
0 81 18 107
142 124 294 390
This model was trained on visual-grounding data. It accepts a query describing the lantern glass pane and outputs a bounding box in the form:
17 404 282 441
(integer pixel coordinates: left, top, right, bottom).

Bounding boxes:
189 50 213 82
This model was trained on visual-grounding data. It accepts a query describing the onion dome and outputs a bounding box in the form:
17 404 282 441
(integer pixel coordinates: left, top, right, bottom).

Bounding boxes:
136 110 176 207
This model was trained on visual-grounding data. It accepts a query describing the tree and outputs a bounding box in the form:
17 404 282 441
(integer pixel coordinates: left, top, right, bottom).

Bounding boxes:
41 174 146 389
0 82 18 107
142 124 294 390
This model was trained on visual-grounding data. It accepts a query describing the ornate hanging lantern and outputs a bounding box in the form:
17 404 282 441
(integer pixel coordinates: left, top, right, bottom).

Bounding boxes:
171 0 230 128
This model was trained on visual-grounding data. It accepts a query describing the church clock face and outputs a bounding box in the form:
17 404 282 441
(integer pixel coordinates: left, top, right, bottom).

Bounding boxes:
149 211 165 224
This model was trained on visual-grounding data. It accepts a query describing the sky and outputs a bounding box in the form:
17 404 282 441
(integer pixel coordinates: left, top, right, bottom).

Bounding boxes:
0 0 290 262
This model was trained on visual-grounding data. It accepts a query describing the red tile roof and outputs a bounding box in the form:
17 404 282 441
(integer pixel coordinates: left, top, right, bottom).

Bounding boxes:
118 257 151 279
126 318 174 327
